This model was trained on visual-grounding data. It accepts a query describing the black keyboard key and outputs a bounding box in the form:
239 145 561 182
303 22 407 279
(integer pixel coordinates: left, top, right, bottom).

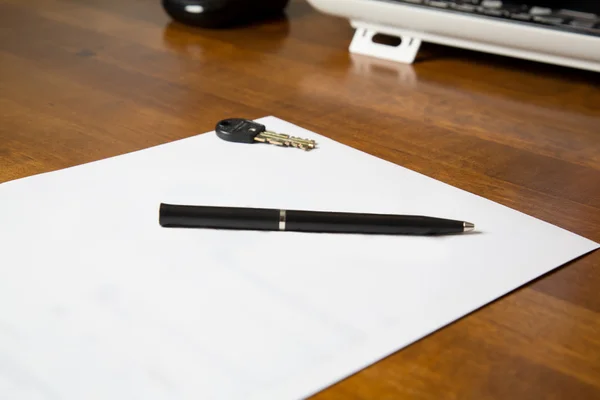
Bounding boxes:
510 12 532 21
481 8 504 16
428 1 450 9
533 16 565 24
452 3 476 12
569 19 597 29
557 10 597 20
481 0 502 9
529 7 553 16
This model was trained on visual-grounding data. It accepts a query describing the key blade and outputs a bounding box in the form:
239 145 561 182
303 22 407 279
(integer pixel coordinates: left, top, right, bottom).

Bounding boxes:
254 135 284 146
255 131 317 151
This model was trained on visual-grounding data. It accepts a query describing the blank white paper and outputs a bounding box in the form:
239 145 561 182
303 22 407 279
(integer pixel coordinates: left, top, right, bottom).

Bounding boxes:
0 116 597 400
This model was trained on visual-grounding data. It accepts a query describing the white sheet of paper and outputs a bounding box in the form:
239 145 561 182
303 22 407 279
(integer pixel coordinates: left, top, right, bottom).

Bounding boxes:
0 116 597 400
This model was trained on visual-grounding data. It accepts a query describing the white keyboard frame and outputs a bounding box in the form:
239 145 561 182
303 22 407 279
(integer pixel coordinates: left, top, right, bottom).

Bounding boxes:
307 0 600 72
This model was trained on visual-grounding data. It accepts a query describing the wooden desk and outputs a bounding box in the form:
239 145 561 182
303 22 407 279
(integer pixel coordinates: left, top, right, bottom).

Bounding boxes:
1 0 599 398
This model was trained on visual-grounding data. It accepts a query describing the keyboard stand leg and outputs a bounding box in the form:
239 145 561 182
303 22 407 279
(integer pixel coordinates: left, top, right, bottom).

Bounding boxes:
349 21 421 64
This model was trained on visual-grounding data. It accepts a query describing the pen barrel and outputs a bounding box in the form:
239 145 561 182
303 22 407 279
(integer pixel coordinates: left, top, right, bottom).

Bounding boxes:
159 204 466 235
286 210 464 235
159 204 279 231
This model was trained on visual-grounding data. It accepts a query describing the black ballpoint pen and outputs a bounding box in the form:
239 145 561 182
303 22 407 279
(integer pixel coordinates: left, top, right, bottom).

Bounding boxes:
159 203 475 235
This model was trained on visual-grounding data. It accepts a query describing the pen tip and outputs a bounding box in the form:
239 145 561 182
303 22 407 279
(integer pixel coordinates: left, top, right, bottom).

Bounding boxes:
463 222 475 232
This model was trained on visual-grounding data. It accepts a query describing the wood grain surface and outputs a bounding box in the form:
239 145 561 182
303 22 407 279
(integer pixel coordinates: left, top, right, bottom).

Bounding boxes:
1 0 599 398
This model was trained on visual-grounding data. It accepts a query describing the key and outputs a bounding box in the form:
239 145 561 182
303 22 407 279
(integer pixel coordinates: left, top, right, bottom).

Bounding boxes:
215 118 317 151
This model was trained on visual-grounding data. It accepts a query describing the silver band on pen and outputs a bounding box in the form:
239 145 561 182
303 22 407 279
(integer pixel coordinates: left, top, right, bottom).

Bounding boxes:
279 209 286 231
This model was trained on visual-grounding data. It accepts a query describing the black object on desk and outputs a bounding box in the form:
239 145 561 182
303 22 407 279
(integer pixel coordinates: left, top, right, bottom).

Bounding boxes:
162 0 290 28
159 203 475 235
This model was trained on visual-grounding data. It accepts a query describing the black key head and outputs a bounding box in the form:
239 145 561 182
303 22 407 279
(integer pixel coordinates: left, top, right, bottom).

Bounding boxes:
215 118 266 144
